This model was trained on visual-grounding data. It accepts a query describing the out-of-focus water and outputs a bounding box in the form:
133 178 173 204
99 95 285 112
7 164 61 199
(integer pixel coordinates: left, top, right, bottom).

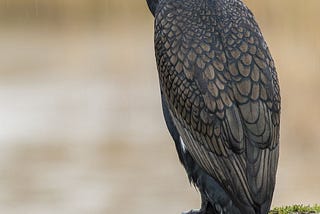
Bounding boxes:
0 1 320 213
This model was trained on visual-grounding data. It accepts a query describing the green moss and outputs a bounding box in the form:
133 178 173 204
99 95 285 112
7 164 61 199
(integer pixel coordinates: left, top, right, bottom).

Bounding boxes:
269 204 320 214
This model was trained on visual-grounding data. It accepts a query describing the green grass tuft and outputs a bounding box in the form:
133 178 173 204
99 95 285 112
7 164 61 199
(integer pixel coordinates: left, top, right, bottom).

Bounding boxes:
269 204 320 214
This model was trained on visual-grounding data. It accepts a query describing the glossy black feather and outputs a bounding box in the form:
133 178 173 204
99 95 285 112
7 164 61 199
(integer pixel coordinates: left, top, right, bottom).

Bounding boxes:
147 0 281 213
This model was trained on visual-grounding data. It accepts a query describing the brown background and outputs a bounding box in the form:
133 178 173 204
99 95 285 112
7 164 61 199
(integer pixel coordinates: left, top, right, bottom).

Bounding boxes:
0 0 319 213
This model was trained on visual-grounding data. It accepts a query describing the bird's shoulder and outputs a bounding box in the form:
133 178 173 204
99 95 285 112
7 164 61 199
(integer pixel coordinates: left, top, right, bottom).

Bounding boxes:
155 0 280 136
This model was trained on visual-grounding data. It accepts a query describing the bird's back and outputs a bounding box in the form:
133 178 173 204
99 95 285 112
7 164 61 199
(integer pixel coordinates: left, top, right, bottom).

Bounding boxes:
153 0 280 213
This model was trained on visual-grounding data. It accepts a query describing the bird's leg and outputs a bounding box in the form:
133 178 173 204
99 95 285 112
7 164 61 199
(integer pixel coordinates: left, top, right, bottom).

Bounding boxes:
181 192 208 214
181 210 202 214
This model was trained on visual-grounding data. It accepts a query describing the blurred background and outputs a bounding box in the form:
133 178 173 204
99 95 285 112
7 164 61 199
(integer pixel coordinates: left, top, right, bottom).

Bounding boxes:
0 0 319 213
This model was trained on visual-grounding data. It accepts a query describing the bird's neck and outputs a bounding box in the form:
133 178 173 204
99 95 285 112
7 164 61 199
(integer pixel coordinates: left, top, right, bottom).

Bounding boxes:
146 0 159 16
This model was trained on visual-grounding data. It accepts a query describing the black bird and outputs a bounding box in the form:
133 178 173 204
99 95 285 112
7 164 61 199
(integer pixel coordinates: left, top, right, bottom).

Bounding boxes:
146 0 281 213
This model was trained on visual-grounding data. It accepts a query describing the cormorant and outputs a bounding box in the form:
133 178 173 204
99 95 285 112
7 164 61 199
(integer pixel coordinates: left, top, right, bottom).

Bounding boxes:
146 0 281 213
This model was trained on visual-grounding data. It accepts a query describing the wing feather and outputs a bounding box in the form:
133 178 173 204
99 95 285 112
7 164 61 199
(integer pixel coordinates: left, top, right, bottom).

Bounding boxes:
155 0 280 211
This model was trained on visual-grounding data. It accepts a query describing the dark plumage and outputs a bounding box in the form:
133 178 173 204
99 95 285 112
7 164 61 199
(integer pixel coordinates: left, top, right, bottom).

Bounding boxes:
146 0 281 213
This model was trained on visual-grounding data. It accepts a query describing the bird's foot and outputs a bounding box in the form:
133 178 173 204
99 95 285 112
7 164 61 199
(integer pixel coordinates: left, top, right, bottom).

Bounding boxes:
182 209 204 214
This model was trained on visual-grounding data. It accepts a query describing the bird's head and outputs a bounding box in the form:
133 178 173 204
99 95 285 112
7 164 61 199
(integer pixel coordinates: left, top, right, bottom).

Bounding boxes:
146 0 159 17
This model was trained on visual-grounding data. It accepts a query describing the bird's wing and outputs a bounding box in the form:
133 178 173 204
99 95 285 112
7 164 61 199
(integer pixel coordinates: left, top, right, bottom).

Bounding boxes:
155 1 280 210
